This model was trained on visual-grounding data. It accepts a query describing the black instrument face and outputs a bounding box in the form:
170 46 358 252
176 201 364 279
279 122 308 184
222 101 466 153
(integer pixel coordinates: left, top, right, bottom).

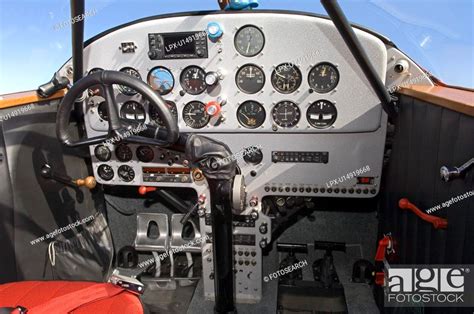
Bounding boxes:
97 164 114 181
306 100 337 129
147 66 175 95
234 25 265 57
237 101 266 129
120 101 146 122
149 101 178 127
180 65 207 95
272 101 301 128
94 145 112 162
243 146 264 165
118 165 135 182
118 67 141 95
98 101 109 121
308 63 339 93
236 64 265 94
271 64 302 94
115 144 133 162
136 146 155 163
87 68 104 96
183 101 210 129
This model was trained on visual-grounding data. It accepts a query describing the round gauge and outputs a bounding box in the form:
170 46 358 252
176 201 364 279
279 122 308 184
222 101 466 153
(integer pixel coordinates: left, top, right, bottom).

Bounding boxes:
180 66 207 95
234 25 265 57
94 145 112 162
87 68 103 96
88 67 103 75
118 165 135 182
115 144 133 162
120 101 146 122
149 101 178 127
236 64 265 94
272 101 301 128
182 101 210 129
237 101 266 129
147 66 174 95
98 101 108 121
97 164 114 181
119 67 141 95
306 100 338 129
271 63 302 94
243 146 263 165
136 146 154 163
308 63 339 93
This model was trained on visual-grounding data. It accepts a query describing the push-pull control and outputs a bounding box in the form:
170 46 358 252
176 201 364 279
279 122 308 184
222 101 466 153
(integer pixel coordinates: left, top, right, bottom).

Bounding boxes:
398 198 447 229
40 164 96 189
440 158 474 182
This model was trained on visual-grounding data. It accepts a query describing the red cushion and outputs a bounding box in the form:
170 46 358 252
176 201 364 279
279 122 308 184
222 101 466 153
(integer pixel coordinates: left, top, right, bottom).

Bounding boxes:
0 281 143 314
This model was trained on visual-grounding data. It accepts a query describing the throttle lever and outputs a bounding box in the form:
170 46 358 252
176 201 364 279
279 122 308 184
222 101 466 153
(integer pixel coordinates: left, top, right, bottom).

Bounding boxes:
40 163 96 189
440 158 474 182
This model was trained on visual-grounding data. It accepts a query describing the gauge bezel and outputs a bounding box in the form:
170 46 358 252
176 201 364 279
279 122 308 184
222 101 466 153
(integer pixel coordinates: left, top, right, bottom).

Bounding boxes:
308 62 340 94
136 146 155 163
236 100 266 129
115 144 133 162
118 165 135 182
120 101 146 122
234 24 265 57
97 164 114 181
306 99 338 129
271 100 301 128
149 100 178 127
118 67 142 95
182 101 210 129
94 145 112 162
180 65 207 95
271 63 303 94
235 63 266 94
147 66 175 95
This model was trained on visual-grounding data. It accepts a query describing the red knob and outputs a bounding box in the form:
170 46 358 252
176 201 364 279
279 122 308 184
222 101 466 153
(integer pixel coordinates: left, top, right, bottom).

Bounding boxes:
138 186 157 195
205 101 221 117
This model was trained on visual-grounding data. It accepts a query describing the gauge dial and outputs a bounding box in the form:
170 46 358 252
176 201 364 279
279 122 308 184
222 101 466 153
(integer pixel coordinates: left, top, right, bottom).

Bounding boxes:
88 68 103 96
183 101 210 129
237 101 266 129
149 101 178 127
97 164 114 181
306 100 337 129
147 66 174 95
94 145 112 162
136 146 155 163
118 165 135 182
271 63 302 94
180 66 207 95
236 64 265 94
98 101 108 121
234 25 265 57
308 63 339 93
120 101 146 122
272 101 301 128
118 67 141 95
115 144 133 162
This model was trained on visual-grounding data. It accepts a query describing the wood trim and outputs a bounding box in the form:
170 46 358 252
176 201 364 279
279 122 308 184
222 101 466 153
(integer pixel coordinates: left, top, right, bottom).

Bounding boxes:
0 89 66 109
399 85 474 117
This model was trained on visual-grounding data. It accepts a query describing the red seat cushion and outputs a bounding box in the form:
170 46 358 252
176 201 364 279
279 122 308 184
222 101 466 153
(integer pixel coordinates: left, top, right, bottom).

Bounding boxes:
0 281 143 314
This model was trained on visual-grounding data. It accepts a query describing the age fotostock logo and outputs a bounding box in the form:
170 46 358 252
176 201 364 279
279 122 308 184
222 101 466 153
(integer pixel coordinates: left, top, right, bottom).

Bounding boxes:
386 266 474 307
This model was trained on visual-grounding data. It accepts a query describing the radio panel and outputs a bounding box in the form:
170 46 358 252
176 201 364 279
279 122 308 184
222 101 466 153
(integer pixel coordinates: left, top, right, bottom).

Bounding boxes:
148 31 209 60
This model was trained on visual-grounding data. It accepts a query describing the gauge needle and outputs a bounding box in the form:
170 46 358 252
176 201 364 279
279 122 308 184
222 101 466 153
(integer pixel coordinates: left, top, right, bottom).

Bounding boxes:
240 112 251 121
276 72 286 79
321 67 327 77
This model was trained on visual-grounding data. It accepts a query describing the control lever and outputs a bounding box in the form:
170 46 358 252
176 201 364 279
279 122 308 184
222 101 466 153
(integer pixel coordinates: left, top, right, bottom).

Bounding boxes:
40 164 96 189
313 241 346 288
37 71 70 98
440 158 474 182
398 198 447 229
276 242 308 285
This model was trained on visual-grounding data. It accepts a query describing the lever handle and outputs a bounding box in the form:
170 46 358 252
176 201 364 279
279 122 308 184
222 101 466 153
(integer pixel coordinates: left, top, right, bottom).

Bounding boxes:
40 164 96 190
399 198 447 229
440 158 474 182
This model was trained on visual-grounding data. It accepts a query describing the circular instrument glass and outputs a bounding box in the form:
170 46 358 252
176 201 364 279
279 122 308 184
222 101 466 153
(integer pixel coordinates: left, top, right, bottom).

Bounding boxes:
308 63 339 93
98 101 108 121
118 165 135 182
234 25 265 57
88 67 103 75
180 66 207 95
272 101 301 128
306 100 338 129
147 66 174 95
182 101 210 129
235 64 265 94
237 101 266 129
115 144 133 162
271 63 302 94
120 101 146 122
136 146 155 163
94 145 112 162
97 164 114 181
118 67 141 95
149 101 178 127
